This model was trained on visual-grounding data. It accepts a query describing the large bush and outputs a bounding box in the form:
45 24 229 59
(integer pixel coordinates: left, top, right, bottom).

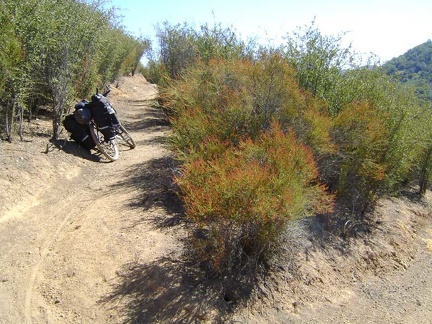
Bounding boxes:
162 55 335 272
283 23 427 213
176 122 334 272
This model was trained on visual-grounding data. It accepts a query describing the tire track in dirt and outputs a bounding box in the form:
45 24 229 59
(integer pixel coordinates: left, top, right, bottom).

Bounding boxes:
24 193 95 323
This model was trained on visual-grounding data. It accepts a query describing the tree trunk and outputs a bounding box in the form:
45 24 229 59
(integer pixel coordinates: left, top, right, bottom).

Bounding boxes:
52 102 61 140
419 145 432 196
18 105 23 141
5 99 16 143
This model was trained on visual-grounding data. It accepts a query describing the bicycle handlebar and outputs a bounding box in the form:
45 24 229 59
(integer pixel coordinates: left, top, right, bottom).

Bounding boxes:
103 86 111 97
96 86 111 97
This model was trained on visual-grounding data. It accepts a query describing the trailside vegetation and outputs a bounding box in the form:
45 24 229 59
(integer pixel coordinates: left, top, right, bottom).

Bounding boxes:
146 21 432 275
381 40 432 196
0 0 150 141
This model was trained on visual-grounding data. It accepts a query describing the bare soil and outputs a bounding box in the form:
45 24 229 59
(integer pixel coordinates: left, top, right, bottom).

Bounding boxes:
0 75 431 323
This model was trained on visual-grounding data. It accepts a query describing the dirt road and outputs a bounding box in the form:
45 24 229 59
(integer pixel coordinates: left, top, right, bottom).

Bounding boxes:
1 75 431 323
0 76 185 323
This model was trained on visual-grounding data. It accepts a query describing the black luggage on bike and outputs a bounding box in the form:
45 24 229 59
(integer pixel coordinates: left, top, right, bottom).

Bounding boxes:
89 94 120 141
63 114 96 150
73 100 92 125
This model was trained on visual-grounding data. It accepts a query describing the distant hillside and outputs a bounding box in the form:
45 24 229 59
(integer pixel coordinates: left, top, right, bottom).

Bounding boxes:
382 40 432 103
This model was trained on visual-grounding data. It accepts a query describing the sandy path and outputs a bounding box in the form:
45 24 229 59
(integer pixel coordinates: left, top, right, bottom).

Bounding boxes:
0 76 184 323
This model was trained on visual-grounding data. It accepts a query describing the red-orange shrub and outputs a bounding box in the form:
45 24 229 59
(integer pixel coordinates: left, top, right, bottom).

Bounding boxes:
176 122 334 271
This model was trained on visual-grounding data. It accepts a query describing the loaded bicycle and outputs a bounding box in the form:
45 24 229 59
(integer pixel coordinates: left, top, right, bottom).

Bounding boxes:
63 87 136 162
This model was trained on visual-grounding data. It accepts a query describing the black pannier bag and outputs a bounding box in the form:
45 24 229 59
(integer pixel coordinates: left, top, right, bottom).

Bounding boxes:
73 100 92 125
62 114 96 150
89 94 120 141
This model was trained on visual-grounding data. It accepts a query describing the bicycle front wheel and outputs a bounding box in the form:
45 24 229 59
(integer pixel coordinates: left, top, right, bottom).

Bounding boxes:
89 123 119 161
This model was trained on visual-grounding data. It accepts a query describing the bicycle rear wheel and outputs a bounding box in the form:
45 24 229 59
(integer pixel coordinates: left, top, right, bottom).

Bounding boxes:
89 122 119 161
117 124 136 149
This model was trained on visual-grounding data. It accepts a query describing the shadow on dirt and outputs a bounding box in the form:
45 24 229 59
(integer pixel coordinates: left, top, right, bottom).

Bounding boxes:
111 155 185 228
126 98 158 106
140 133 170 146
122 106 170 133
100 256 255 323
47 138 101 162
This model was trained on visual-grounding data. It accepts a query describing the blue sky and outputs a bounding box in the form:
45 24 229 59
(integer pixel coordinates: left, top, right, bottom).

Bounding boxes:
109 0 432 62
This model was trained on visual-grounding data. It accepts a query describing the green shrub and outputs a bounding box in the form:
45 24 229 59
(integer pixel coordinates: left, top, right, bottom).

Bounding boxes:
255 54 335 156
328 69 425 209
283 20 359 116
282 21 429 209
141 61 169 86
164 54 335 160
163 59 258 160
331 101 388 210
152 21 257 80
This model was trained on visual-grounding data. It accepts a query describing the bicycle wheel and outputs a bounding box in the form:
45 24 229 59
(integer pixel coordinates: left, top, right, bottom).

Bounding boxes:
117 124 136 149
89 122 119 161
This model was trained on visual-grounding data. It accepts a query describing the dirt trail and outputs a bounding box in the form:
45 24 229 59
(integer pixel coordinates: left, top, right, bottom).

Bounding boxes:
1 75 431 323
0 76 184 323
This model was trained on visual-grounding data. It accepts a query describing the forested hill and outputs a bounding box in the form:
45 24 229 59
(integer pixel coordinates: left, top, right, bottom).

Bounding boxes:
382 40 432 102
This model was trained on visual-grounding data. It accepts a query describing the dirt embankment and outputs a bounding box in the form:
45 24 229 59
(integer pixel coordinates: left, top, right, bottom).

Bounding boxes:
0 75 431 323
